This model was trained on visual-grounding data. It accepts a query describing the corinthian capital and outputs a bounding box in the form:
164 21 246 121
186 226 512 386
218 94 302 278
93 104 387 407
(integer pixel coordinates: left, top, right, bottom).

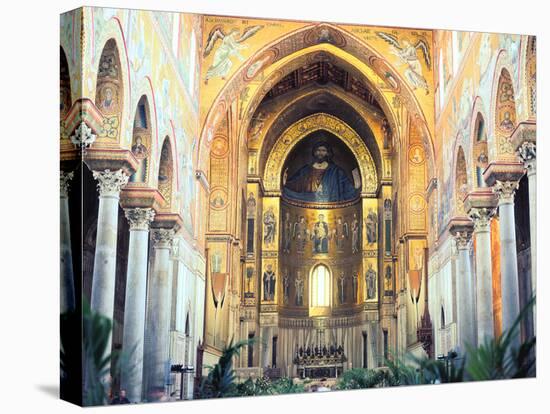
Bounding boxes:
453 230 472 250
124 208 155 231
151 228 175 249
60 171 74 198
493 180 519 205
468 207 495 233
92 169 129 197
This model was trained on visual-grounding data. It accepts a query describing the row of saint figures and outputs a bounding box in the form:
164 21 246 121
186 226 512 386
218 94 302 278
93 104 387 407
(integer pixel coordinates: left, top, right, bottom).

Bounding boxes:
252 263 388 305
263 209 379 254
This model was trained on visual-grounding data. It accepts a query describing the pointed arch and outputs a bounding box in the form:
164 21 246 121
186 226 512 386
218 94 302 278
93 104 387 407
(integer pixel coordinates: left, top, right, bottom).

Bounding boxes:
489 52 517 159
253 87 384 182
454 146 468 216
95 38 124 145
158 136 175 210
263 113 378 196
60 46 72 119
128 95 152 184
198 24 435 179
92 17 132 145
472 112 489 188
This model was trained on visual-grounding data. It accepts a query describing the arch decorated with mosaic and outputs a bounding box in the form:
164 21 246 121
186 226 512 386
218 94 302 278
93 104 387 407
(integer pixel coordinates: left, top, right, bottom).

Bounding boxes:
264 113 378 195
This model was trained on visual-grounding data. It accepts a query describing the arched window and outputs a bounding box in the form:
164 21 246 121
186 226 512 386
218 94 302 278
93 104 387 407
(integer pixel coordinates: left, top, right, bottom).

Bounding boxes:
310 264 330 307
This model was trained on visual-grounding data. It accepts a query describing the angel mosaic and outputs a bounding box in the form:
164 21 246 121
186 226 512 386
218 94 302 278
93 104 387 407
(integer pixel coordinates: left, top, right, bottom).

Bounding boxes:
377 32 431 94
203 25 264 83
248 110 268 141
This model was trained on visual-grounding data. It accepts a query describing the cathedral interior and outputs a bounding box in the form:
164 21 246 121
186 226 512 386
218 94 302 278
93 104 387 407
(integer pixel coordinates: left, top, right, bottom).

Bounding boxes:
60 7 536 403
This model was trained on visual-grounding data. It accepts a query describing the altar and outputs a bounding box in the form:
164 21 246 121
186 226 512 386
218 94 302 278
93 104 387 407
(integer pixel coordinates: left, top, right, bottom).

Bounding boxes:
293 344 347 379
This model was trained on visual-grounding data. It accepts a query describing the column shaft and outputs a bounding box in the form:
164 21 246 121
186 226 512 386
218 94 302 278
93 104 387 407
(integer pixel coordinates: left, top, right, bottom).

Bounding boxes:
455 232 476 352
494 180 521 346
469 207 496 343
527 167 536 298
120 208 155 403
90 170 128 354
499 202 520 336
518 142 536 302
475 229 494 341
144 228 175 401
60 171 75 314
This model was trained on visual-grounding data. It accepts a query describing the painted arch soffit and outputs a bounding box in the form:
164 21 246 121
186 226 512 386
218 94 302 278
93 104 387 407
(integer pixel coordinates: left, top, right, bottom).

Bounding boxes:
239 45 395 145
249 86 385 182
264 113 378 195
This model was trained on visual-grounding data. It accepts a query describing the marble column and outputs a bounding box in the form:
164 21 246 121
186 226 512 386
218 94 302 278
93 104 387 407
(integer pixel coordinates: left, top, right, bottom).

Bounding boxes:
453 230 476 352
261 326 271 368
90 169 129 345
517 142 536 302
120 208 155 403
469 207 496 343
144 228 175 401
60 171 75 314
493 180 521 345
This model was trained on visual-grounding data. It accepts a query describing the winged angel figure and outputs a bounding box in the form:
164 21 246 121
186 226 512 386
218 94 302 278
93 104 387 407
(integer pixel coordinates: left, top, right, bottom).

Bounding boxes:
203 25 264 83
376 32 431 94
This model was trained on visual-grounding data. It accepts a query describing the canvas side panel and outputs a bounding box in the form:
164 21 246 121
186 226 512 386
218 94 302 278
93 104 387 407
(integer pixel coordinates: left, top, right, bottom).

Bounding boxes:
60 6 84 407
